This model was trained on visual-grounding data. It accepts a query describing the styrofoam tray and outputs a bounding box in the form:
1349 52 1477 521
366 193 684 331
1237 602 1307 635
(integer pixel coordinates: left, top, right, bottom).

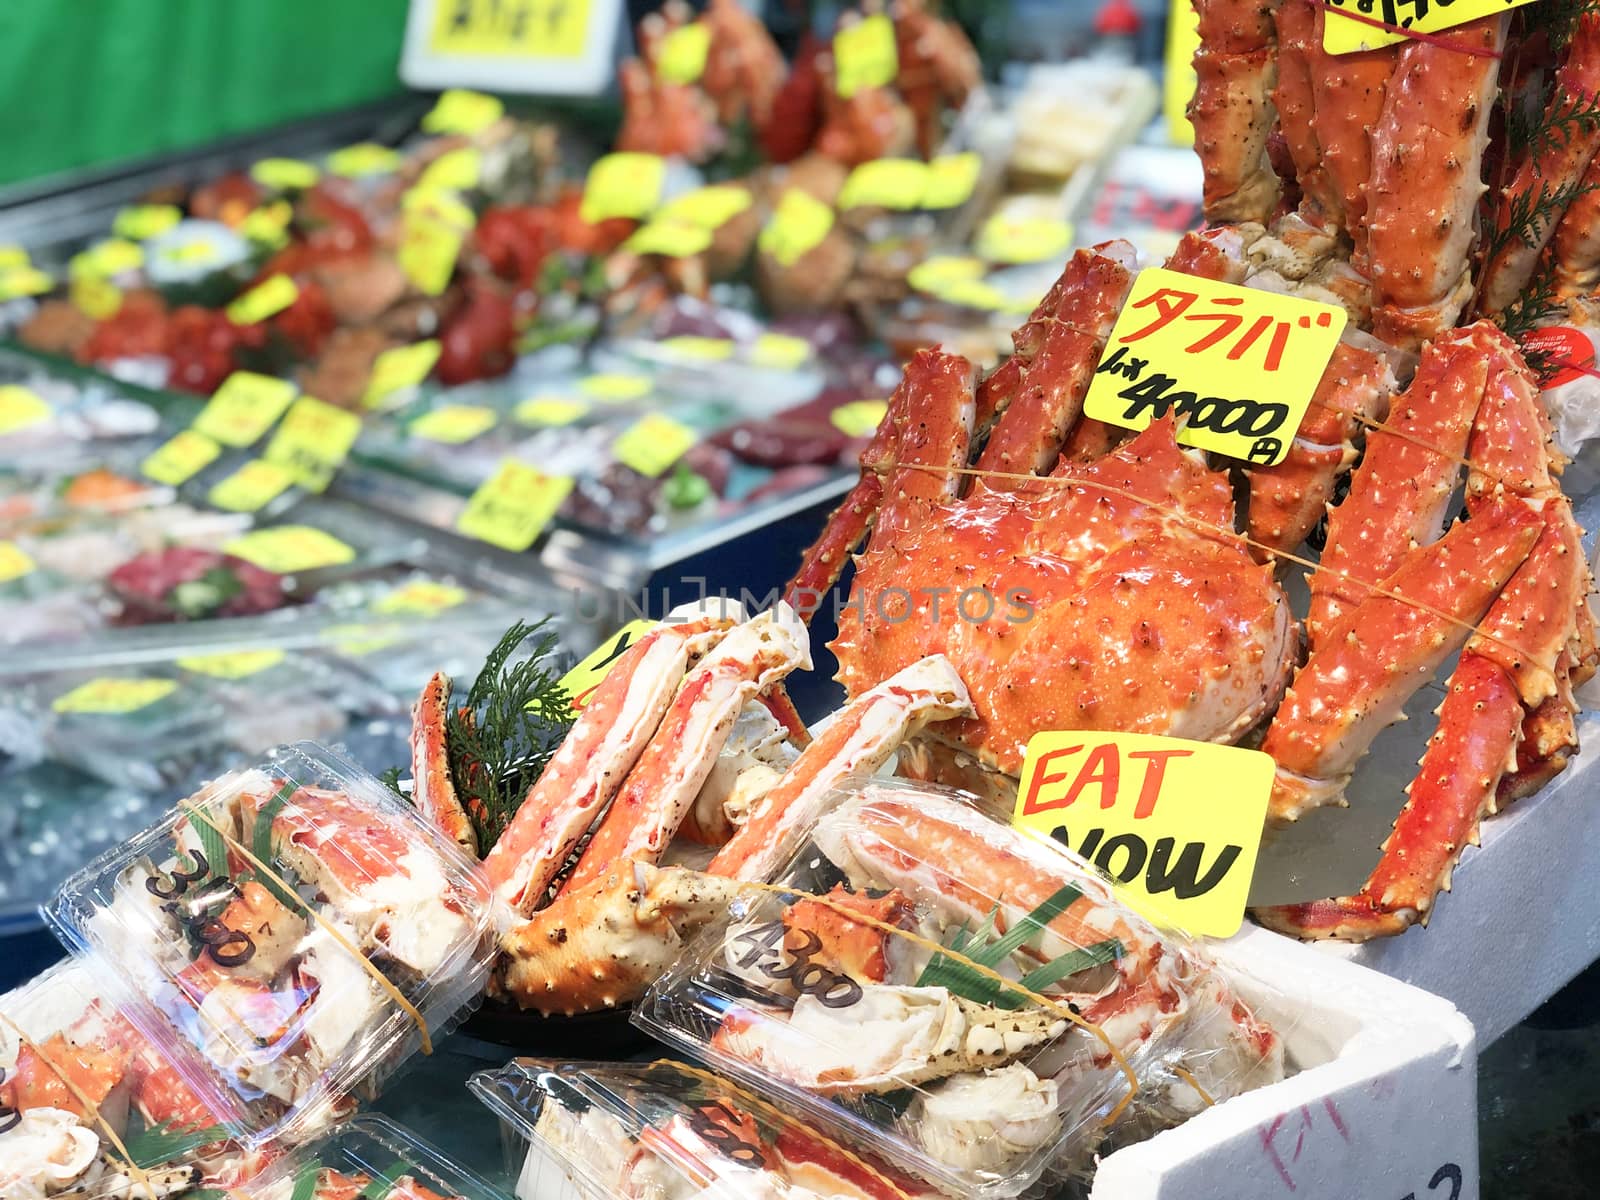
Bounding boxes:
1093 925 1478 1200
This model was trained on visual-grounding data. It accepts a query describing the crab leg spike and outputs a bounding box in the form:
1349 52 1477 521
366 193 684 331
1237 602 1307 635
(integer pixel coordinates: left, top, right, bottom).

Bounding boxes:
1263 498 1544 822
1479 12 1600 317
784 352 975 618
1307 327 1492 646
1246 341 1394 561
409 672 478 857
973 245 1137 482
708 655 973 881
481 607 740 917
1190 0 1283 225
1255 652 1523 941
563 605 812 892
494 862 739 1015
1366 15 1506 349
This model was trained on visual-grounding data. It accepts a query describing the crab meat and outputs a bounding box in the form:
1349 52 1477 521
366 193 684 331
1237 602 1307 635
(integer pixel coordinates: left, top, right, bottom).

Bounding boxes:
482 605 741 916
908 1063 1062 1175
710 985 1067 1094
679 703 797 846
0 1110 104 1199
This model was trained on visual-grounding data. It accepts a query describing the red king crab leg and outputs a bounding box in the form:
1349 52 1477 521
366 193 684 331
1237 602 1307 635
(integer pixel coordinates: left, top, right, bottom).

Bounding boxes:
1308 6 1395 276
1546 152 1600 300
410 672 477 857
562 604 812 892
707 654 973 881
1190 0 1283 225
481 606 740 917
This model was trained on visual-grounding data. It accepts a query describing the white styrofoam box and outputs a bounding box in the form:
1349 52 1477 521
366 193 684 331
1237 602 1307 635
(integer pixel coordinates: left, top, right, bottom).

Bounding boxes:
1092 925 1478 1200
1316 718 1600 1046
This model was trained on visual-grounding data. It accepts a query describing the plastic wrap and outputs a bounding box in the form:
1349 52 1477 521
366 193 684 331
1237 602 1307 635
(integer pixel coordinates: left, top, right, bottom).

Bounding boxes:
236 1113 505 1200
471 1057 943 1200
635 780 1285 1198
44 741 497 1147
0 957 270 1199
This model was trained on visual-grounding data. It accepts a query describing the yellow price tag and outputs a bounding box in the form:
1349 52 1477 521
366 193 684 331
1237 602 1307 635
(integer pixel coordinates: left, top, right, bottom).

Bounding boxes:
429 2 591 59
623 220 713 258
193 371 297 447
579 374 652 402
374 579 469 616
0 245 28 270
1082 267 1346 466
208 459 296 512
834 14 898 98
559 618 658 707
751 332 811 370
1012 730 1273 937
660 336 735 362
422 88 506 134
580 153 666 224
70 276 123 320
226 275 299 325
410 404 499 444
839 159 929 211
240 202 294 249
658 22 712 84
456 460 574 552
515 396 590 426
922 153 982 209
364 340 442 408
419 146 483 193
70 239 143 279
224 526 356 573
612 413 697 478
141 430 221 485
327 621 406 657
177 649 287 680
251 158 320 190
328 142 402 177
399 206 466 296
830 399 888 438
1322 0 1534 52
976 216 1075 265
264 396 362 491
907 255 985 295
53 677 177 715
758 190 834 267
0 386 52 436
0 266 53 300
113 205 182 241
0 541 35 583
657 185 754 229
934 278 1008 311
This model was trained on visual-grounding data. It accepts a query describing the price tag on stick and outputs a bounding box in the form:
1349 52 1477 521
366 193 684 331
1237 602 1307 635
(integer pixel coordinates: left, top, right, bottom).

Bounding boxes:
1012 731 1274 936
1082 268 1346 466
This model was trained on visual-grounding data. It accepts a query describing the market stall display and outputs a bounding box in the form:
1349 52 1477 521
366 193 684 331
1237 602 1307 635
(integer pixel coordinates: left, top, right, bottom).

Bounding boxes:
237 1114 504 1200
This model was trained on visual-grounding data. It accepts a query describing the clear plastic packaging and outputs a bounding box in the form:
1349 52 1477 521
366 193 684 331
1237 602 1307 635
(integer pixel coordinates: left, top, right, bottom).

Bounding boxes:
470 1057 944 1200
0 957 269 1198
45 741 498 1147
635 780 1286 1198
235 1113 506 1200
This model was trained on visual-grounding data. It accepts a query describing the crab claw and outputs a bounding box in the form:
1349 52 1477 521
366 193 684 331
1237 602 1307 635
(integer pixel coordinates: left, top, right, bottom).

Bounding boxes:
493 863 739 1016
410 671 477 857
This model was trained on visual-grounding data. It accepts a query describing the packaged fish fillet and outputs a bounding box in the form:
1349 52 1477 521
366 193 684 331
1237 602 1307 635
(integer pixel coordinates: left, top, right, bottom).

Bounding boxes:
45 741 497 1147
0 957 275 1199
470 1057 943 1200
235 1113 506 1200
635 780 1285 1198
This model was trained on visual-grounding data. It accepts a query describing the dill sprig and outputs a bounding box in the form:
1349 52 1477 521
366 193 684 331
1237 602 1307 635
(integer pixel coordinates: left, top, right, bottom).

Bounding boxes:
1543 0 1598 55
443 619 575 854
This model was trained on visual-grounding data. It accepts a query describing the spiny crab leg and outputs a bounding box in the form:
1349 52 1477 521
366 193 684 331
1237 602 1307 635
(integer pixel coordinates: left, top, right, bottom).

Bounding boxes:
1478 11 1600 318
1546 152 1600 300
481 603 742 917
410 671 478 857
1307 5 1394 275
562 604 812 893
1262 498 1543 822
494 862 740 1016
707 654 974 882
1190 0 1283 225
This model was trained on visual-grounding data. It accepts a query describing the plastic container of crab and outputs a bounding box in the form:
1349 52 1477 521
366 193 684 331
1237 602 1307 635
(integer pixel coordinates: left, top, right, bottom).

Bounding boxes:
43 740 498 1149
470 1056 950 1200
0 956 274 1199
233 1113 508 1200
633 781 1286 1199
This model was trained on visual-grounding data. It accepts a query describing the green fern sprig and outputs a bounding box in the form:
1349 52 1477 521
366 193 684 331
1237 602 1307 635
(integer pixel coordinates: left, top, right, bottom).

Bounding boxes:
1507 87 1600 162
1498 268 1566 347
1483 176 1600 268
